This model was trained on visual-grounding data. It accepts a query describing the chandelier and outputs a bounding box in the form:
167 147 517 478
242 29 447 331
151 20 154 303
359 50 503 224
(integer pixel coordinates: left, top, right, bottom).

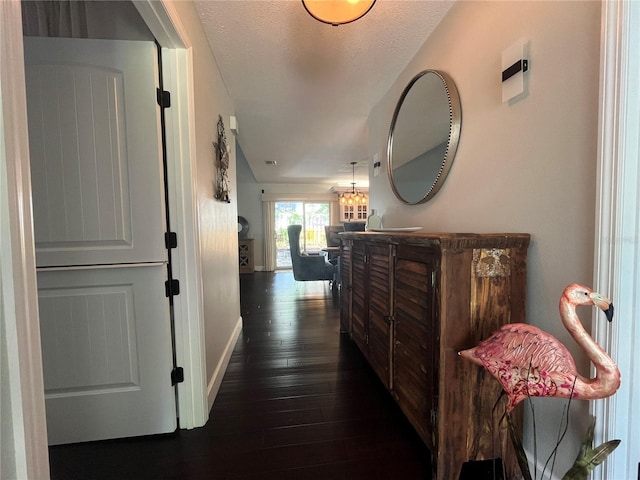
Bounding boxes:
302 0 376 27
339 162 367 206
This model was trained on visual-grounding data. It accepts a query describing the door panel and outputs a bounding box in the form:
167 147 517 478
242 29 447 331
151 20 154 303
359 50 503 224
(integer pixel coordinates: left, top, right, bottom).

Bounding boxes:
24 37 176 445
350 241 367 352
393 249 437 448
37 265 175 445
367 244 392 388
24 37 165 267
339 240 352 333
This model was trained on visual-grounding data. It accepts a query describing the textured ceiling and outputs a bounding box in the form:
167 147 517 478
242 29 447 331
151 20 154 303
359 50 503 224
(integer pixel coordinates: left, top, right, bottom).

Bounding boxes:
194 0 454 187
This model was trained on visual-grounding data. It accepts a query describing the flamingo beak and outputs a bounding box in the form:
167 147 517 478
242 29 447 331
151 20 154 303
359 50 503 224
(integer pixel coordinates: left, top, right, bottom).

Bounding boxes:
590 292 614 322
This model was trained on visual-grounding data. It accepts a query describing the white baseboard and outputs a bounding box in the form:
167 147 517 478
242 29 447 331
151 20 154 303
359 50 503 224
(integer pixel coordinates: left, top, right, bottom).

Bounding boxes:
206 316 242 410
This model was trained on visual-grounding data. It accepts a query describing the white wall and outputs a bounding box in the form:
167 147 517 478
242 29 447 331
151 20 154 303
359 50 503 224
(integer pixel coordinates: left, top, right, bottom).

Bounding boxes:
171 2 241 407
368 1 602 475
236 143 265 269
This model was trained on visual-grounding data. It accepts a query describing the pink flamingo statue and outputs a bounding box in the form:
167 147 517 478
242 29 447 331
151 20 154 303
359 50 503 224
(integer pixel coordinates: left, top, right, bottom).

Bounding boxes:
459 283 620 412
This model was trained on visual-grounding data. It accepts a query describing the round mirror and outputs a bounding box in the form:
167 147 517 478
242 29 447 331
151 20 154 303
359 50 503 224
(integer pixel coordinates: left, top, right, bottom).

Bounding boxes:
387 70 461 204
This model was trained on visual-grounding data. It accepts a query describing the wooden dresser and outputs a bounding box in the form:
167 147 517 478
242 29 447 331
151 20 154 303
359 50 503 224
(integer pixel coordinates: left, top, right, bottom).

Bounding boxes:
339 232 530 479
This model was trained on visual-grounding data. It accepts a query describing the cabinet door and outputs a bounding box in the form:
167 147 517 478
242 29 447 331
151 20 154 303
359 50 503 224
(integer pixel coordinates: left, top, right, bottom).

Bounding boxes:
350 241 367 352
367 244 393 388
340 203 368 222
339 240 352 333
393 246 438 448
238 239 254 274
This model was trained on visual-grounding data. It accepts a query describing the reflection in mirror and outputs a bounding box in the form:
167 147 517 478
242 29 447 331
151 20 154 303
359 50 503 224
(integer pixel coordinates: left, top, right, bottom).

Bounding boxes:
388 70 461 205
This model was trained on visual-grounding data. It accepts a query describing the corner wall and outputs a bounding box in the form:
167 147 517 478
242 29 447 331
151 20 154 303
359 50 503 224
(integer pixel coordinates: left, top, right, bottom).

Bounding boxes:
368 1 601 475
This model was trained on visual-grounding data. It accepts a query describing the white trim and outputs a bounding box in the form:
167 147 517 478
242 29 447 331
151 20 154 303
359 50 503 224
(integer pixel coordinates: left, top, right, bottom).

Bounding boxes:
207 317 243 410
132 0 190 49
36 262 166 272
592 0 639 478
135 1 208 430
0 1 50 478
261 192 337 202
162 47 208 429
263 201 276 271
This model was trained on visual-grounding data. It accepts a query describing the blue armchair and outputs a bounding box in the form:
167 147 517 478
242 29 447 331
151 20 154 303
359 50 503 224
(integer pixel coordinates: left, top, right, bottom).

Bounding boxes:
287 225 335 282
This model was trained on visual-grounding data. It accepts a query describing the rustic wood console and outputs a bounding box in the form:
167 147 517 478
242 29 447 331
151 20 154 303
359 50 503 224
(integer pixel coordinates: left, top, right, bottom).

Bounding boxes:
339 232 530 479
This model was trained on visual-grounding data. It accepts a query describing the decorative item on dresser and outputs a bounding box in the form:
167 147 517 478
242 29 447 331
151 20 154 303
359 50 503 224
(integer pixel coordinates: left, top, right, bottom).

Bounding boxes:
237 216 250 239
460 283 621 479
339 231 530 479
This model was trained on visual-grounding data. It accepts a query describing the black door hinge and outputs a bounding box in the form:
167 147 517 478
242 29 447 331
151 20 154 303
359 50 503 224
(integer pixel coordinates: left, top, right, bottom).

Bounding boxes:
171 367 184 386
165 231 178 249
165 279 180 297
157 88 171 108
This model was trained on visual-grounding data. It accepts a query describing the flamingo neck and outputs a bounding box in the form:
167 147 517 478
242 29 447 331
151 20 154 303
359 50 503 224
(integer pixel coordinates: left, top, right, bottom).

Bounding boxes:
560 295 620 396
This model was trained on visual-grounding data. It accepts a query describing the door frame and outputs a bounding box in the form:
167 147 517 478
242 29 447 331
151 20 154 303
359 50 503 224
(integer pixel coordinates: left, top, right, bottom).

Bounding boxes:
592 0 639 478
133 1 208 431
0 1 205 477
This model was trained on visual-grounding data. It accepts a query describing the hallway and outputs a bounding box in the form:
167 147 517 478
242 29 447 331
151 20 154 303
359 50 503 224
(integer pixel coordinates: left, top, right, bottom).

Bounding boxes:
49 272 431 479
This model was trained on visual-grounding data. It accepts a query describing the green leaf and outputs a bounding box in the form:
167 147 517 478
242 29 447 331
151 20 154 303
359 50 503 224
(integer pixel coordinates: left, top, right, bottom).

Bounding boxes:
577 417 596 458
562 440 621 480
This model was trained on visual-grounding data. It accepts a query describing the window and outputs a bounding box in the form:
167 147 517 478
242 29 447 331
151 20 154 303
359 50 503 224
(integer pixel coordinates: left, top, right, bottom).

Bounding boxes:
275 201 330 268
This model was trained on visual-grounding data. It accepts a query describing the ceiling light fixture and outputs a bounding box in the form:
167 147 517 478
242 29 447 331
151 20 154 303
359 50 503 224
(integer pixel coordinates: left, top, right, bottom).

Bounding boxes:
302 0 376 26
339 162 367 206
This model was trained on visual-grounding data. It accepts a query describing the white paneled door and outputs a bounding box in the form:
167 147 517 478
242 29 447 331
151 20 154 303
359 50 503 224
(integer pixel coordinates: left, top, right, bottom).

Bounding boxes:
24 37 176 445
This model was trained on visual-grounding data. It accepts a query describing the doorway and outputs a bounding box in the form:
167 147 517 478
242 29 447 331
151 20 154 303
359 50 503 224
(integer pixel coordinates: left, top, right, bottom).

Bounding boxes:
275 201 330 269
22 1 207 443
1 0 207 475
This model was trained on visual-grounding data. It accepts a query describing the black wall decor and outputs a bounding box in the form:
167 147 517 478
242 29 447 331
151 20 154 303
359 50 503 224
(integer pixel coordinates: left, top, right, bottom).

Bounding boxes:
213 114 231 203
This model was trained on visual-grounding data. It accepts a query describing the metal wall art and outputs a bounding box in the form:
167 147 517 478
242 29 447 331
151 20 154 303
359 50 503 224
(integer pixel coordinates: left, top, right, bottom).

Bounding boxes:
213 114 231 203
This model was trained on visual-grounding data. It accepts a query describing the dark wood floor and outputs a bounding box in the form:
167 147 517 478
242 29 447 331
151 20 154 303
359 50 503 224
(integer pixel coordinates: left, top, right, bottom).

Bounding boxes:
49 271 432 479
